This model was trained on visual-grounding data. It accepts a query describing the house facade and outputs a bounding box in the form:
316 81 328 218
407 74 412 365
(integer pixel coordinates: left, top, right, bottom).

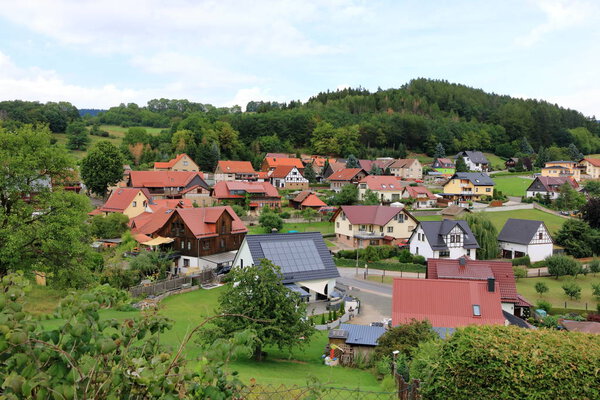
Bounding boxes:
212 181 281 212
328 168 368 192
431 158 455 175
154 154 199 172
578 158 600 179
541 161 581 182
357 176 405 204
232 232 340 302
456 151 489 172
525 176 579 200
442 172 494 203
332 205 418 248
409 220 479 259
389 159 423 180
269 166 309 190
127 171 210 199
497 219 553 262
401 186 437 209
214 161 257 182
95 188 152 219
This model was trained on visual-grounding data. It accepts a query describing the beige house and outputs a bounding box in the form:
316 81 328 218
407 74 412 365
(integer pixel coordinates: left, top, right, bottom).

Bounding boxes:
357 176 405 204
154 154 199 172
331 205 418 248
389 159 423 180
92 188 152 219
579 158 600 179
328 168 368 192
541 161 581 182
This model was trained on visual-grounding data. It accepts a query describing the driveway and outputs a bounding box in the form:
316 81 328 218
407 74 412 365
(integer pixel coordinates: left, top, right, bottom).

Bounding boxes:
337 268 393 325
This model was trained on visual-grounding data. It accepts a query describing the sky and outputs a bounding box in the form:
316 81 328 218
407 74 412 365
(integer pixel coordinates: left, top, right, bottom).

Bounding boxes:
0 0 598 117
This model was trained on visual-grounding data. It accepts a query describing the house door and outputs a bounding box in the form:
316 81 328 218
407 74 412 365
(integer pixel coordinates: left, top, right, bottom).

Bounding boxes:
502 249 513 259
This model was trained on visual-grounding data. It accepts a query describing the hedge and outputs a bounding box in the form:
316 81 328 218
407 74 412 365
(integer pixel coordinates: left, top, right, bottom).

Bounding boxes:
334 258 425 273
511 255 531 267
412 325 600 399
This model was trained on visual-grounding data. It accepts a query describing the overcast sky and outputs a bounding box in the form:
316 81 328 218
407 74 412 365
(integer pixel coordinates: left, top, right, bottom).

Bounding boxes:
0 0 598 117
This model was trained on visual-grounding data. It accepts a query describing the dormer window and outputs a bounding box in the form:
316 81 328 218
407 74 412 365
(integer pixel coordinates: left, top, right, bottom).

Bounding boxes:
473 305 481 316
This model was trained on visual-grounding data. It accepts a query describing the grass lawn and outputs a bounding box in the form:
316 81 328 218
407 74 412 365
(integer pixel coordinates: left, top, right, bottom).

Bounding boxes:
484 153 505 170
248 221 334 235
492 176 533 197
415 215 442 222
407 153 433 165
516 275 600 311
22 285 65 315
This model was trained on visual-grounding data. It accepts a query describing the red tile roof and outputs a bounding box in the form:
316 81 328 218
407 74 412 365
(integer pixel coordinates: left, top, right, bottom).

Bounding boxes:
176 206 247 238
130 208 175 235
129 171 205 188
217 160 257 174
265 153 292 159
334 205 416 226
212 181 280 199
269 165 296 178
435 158 454 166
263 157 304 169
154 153 193 169
148 198 194 212
292 190 314 203
403 186 436 200
392 278 505 328
583 158 600 167
390 159 419 169
359 175 404 191
328 168 365 181
301 193 326 207
99 188 150 213
427 258 519 303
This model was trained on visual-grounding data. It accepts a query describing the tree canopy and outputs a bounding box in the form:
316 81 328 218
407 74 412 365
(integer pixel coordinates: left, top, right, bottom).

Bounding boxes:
81 141 124 197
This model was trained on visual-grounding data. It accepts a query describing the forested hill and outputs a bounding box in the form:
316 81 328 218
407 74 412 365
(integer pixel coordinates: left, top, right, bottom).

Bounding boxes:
1 79 599 164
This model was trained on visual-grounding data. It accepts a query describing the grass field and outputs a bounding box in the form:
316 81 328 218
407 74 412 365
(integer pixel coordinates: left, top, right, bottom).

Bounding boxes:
516 275 600 311
22 285 65 315
492 176 533 197
484 152 505 170
407 153 433 165
248 221 334 235
416 209 566 234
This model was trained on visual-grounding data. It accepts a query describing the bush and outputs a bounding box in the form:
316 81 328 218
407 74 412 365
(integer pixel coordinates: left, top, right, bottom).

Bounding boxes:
374 319 438 361
535 281 548 296
90 213 130 239
259 212 283 232
412 255 426 265
280 211 291 219
513 266 527 280
511 255 531 267
536 300 552 313
545 254 581 279
589 259 600 275
411 326 600 399
230 204 246 217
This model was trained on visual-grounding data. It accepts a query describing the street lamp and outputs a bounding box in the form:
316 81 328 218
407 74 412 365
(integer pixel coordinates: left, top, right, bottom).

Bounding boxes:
391 350 400 375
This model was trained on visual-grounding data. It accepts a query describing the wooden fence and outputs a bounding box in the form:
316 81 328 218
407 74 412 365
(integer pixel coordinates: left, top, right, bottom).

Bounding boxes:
129 270 215 298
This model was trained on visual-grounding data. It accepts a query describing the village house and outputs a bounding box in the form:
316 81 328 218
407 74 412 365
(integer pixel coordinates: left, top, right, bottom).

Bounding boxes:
401 186 437 209
541 160 581 181
441 172 494 204
358 158 395 174
497 219 553 262
578 158 600 179
153 153 199 172
127 171 210 199
131 206 247 273
289 190 326 210
261 156 304 172
302 156 336 182
504 157 519 169
232 232 340 302
431 158 455 175
357 175 406 204
211 181 281 212
214 161 257 182
392 278 506 329
427 257 532 318
525 176 579 200
322 160 347 179
409 219 479 259
146 198 195 212
456 151 490 172
268 166 309 190
91 188 152 219
331 205 418 248
388 159 423 180
328 168 368 192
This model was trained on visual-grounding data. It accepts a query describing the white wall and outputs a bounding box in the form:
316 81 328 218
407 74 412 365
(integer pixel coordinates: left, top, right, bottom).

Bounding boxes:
500 241 552 262
526 190 559 200
501 302 515 315
409 226 434 258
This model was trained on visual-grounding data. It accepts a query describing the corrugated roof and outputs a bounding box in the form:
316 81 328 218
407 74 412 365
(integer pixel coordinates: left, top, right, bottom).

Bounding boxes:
427 258 518 303
559 320 600 334
338 205 416 226
498 219 547 245
242 232 339 283
336 323 386 346
217 160 257 174
419 220 479 251
392 278 505 328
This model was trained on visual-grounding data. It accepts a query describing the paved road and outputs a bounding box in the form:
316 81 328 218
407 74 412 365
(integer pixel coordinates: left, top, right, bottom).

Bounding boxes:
337 267 393 324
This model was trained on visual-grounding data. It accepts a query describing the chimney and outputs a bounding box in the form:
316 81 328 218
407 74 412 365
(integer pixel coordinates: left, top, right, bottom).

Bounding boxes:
487 277 495 292
459 257 467 267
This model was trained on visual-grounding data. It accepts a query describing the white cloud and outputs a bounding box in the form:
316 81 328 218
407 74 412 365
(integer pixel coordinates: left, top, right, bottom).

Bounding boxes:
547 89 600 118
517 0 597 46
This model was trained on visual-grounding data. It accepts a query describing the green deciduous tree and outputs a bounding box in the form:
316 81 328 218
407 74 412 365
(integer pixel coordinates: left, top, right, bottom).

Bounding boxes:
81 141 124 197
545 254 581 279
555 219 600 258
361 189 380 205
463 213 498 259
561 281 582 300
555 183 586 211
374 319 438 361
329 184 359 206
584 180 600 197
66 120 90 150
535 281 549 296
259 212 283 232
205 259 314 361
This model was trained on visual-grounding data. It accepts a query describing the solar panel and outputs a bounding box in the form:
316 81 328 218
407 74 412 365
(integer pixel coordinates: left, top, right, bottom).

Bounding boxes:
259 240 325 274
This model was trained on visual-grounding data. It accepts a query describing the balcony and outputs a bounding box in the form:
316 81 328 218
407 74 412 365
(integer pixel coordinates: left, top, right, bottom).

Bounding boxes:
354 231 385 240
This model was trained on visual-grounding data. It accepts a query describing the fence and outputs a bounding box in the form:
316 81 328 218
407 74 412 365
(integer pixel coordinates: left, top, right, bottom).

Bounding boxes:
237 383 420 400
129 270 215 298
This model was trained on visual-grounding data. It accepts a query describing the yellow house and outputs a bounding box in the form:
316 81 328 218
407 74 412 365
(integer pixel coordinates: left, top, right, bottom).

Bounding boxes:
541 161 581 182
154 153 199 172
442 172 494 203
578 158 600 179
95 188 151 219
331 205 418 248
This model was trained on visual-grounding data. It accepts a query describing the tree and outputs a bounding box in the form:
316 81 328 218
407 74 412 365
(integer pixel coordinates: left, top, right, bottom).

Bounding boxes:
463 213 498 259
455 157 468 172
520 137 534 154
0 272 254 399
361 189 380 205
346 154 359 168
545 254 581 279
66 120 90 150
374 319 438 360
0 125 95 288
568 143 583 161
206 259 314 361
555 183 586 211
581 197 600 229
584 180 600 197
259 212 283 232
303 162 317 183
89 213 129 238
561 281 582 300
591 283 600 300
589 259 600 275
369 163 382 175
433 142 446 158
197 140 220 171
555 219 600 258
81 141 124 197
330 184 359 205
301 207 319 223
535 146 547 168
514 158 525 172
535 281 548 296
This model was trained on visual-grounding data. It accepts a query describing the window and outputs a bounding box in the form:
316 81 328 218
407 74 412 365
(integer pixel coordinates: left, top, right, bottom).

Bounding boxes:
538 232 543 240
349 224 352 230
450 235 455 243
475 188 479 192
220 239 225 248
183 161 189 166
187 241 191 250
370 240 379 245
132 201 137 207
486 188 491 192
439 251 450 258
360 225 366 231
183 258 190 267
180 241 185 249
342 213 346 221
387 226 394 233
380 226 384 232
415 247 419 254
203 241 210 250
473 305 481 316
336 222 340 228
395 213 404 223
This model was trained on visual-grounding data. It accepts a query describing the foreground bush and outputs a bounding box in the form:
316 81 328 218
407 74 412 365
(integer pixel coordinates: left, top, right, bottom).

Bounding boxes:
411 325 600 399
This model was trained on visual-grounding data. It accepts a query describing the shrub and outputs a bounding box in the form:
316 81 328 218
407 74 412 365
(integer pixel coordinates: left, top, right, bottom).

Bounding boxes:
412 255 426 265
561 281 582 300
397 249 413 263
536 300 552 313
545 254 581 279
374 319 437 361
589 259 600 275
411 326 600 399
259 212 283 232
320 314 326 325
230 204 246 217
511 255 531 267
280 211 291 219
535 281 548 296
513 266 527 280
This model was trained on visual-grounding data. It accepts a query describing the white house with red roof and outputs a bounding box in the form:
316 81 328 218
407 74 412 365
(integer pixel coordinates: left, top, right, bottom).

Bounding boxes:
401 186 437 209
268 165 309 190
212 181 281 213
331 205 418 248
327 168 368 192
214 161 258 182
392 278 506 329
153 154 199 172
579 158 600 179
357 175 406 204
